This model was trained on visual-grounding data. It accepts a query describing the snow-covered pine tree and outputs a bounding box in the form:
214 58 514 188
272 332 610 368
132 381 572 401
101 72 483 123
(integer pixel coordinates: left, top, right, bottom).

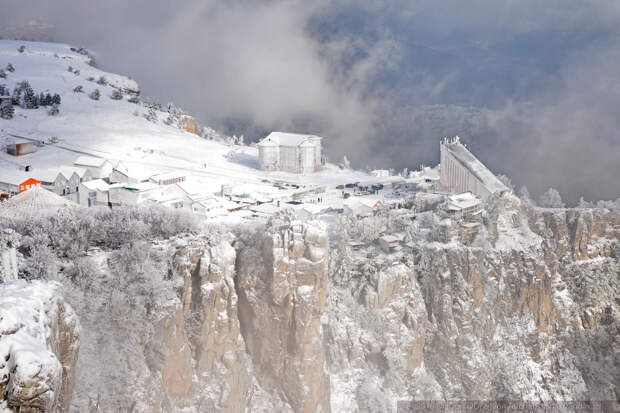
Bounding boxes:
51 94 61 105
6 63 15 72
18 45 25 53
11 88 20 105
0 100 14 119
127 96 139 104
68 65 74 72
74 69 80 76
90 89 101 100
97 76 107 85
73 85 84 93
0 84 7 96
0 70 6 79
110 89 123 100
48 103 60 116
23 86 38 109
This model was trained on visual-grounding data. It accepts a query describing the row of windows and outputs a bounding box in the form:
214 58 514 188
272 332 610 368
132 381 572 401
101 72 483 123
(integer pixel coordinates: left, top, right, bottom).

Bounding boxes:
19 183 41 191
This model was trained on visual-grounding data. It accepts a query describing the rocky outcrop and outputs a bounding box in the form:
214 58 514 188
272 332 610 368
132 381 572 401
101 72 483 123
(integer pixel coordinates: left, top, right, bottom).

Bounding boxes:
145 235 251 412
0 280 79 413
236 218 331 413
324 199 619 410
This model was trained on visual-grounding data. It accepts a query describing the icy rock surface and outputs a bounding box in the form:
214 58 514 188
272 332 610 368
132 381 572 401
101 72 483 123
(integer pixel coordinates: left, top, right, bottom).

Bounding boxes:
0 281 79 413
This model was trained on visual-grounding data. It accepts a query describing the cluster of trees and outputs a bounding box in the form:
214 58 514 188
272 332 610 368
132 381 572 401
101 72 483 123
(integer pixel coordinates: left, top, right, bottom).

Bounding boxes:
0 79 62 119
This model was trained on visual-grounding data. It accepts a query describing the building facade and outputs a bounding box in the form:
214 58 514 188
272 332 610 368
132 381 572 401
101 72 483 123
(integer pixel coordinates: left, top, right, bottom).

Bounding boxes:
258 132 322 174
440 136 507 201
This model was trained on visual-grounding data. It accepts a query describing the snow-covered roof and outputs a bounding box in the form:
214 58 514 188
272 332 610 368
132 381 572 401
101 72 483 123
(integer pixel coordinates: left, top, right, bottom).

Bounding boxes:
0 186 72 218
443 138 507 194
0 170 35 186
74 156 110 168
82 179 110 192
258 132 322 148
113 164 155 181
447 192 481 210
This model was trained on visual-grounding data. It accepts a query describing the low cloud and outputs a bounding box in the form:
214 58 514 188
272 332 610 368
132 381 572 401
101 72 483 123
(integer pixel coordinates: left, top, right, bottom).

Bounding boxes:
1 0 619 203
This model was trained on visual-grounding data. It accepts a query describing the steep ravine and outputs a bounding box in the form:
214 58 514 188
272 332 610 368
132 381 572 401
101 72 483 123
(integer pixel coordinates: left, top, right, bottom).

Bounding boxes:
2 200 618 412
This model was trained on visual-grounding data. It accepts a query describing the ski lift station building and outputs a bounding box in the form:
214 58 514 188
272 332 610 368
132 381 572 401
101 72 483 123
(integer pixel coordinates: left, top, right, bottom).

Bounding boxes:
258 132 322 174
440 136 507 201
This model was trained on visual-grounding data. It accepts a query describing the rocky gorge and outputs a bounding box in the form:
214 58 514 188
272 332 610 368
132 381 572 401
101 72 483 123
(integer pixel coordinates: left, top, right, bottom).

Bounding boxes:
0 197 618 412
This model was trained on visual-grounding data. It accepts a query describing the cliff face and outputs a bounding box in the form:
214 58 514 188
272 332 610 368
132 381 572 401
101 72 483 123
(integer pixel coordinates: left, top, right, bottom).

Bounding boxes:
18 200 614 412
0 281 79 413
120 220 331 412
324 199 619 410
236 219 330 413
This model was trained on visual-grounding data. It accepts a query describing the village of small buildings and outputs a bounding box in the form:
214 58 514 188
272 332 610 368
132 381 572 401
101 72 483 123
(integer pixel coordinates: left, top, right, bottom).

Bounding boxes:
1 128 508 263
0 41 517 281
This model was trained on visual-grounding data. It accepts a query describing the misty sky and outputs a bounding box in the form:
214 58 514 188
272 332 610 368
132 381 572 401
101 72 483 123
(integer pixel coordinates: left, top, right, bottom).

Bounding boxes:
1 0 619 203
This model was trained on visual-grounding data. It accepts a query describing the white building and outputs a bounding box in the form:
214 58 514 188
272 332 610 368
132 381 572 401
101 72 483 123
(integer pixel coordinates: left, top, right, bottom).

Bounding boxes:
110 164 154 184
79 179 113 207
446 192 482 220
440 136 507 201
258 132 322 174
74 156 113 179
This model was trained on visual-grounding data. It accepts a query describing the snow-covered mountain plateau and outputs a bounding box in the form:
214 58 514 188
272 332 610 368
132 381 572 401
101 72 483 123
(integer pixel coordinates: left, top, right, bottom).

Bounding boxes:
0 41 618 413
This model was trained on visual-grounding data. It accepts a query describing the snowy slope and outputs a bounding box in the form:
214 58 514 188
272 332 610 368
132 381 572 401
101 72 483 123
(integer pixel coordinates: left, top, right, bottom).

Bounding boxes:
0 40 378 206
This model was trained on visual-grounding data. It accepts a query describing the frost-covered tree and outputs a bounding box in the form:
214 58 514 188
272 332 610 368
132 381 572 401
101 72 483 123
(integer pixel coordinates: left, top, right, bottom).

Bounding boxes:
74 69 80 76
497 174 515 192
6 63 15 72
578 196 593 209
87 76 95 82
144 108 158 123
127 96 139 104
68 65 74 72
73 85 84 93
110 89 123 100
0 100 14 119
518 186 534 206
0 69 6 79
18 45 25 53
48 103 60 116
539 188 564 208
0 84 7 96
51 93 61 105
90 89 101 100
97 76 107 85
341 155 351 169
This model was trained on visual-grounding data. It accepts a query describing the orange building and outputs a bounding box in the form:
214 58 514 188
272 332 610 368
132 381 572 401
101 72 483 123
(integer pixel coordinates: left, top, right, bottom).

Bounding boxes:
19 178 41 193
0 173 41 198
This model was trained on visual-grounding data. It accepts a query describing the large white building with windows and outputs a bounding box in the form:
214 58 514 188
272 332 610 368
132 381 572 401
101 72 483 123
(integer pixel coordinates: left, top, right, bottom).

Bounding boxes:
258 132 322 174
440 136 507 201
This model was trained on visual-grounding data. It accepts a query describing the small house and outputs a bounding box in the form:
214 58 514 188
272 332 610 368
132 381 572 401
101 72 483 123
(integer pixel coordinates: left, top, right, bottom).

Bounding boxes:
0 171 41 197
109 182 160 206
110 164 154 184
74 156 113 179
6 141 36 156
79 179 112 207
